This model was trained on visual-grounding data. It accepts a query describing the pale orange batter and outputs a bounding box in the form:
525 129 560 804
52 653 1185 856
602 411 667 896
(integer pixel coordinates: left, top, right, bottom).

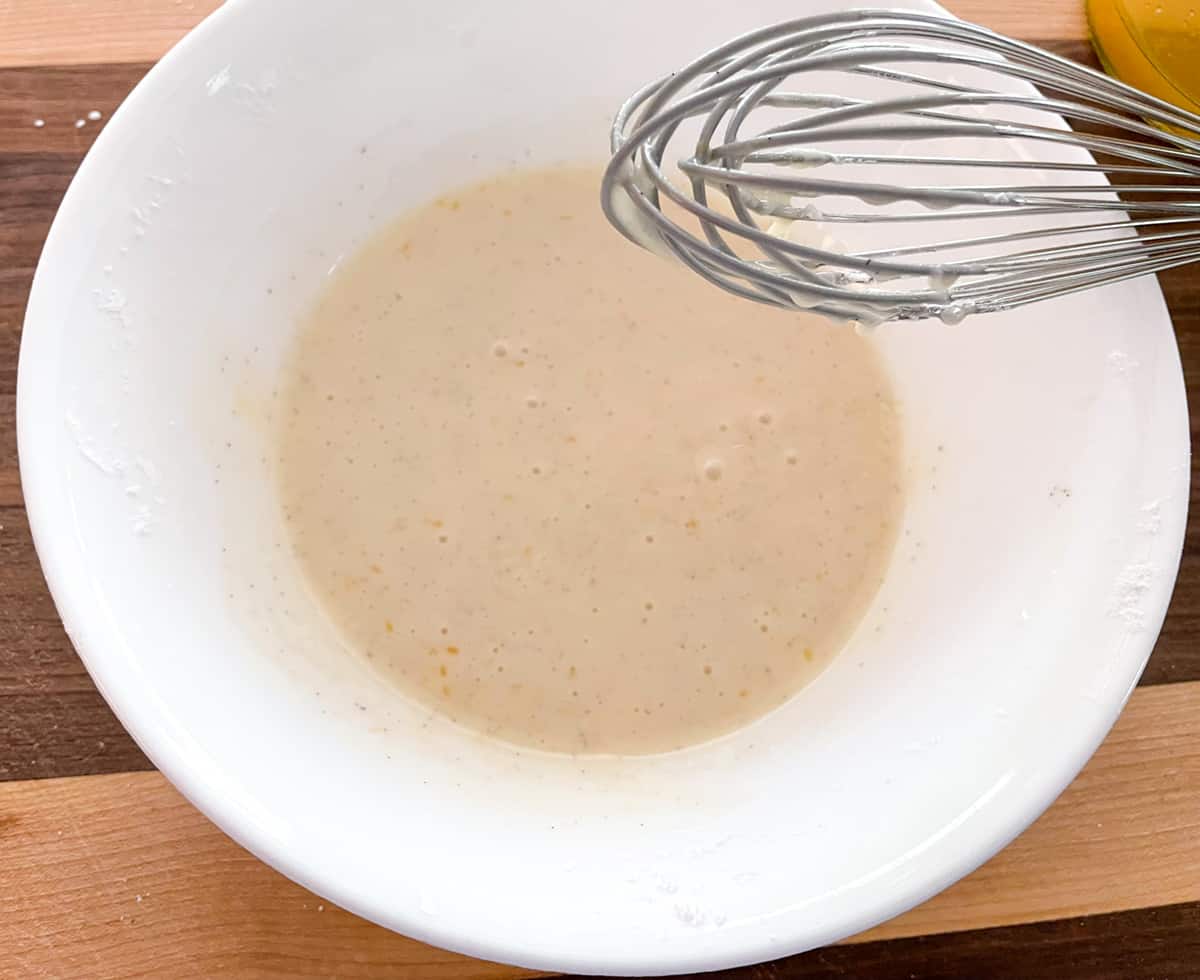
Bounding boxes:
278 165 904 755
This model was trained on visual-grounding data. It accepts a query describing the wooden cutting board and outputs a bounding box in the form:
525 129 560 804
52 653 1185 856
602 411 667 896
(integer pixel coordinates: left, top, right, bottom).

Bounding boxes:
2 2 1198 977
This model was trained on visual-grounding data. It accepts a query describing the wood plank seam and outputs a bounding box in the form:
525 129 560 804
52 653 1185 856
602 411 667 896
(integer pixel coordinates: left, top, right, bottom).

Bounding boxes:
0 1 1085 69
1 682 1197 977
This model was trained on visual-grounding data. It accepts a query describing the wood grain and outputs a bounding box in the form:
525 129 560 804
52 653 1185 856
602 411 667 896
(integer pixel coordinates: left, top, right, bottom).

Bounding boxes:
0 504 153 780
0 0 1086 69
0 63 141 153
0 0 222 69
0 771 544 980
649 903 1200 980
2 683 1198 977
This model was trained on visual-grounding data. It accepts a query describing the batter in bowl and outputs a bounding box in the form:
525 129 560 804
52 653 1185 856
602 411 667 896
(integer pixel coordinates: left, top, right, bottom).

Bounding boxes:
277 165 904 754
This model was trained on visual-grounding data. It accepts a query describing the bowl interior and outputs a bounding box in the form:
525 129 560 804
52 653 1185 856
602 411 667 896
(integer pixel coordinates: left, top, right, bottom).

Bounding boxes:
18 0 1189 973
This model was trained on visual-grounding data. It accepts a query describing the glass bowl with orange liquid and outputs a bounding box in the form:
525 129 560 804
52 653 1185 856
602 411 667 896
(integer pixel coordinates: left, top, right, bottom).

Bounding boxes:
1088 0 1200 116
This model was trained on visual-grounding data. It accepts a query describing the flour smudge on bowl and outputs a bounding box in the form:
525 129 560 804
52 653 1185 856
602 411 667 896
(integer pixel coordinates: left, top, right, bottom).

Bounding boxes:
277 164 904 754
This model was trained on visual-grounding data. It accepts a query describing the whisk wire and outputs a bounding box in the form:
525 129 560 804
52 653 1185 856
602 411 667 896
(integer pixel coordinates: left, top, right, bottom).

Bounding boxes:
602 9 1200 324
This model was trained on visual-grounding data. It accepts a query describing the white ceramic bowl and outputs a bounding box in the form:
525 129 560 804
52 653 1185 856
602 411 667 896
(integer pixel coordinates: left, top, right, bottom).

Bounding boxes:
18 0 1189 974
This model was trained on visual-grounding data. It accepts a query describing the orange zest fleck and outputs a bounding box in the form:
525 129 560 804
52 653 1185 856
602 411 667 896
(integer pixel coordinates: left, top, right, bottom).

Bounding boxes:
384 620 394 633
445 645 460 655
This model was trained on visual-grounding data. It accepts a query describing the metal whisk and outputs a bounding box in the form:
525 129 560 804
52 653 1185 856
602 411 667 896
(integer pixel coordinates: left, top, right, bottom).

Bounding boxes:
601 8 1200 325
